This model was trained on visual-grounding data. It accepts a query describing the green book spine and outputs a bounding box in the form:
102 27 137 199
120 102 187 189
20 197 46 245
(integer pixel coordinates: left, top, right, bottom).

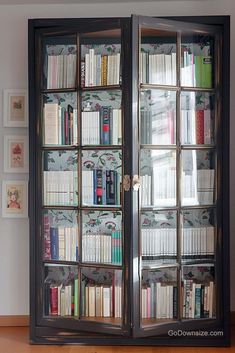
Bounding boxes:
74 278 78 316
194 56 202 87
201 56 212 88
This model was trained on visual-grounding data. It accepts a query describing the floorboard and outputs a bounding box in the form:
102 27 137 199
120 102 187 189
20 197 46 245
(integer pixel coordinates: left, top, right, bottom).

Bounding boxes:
0 327 234 353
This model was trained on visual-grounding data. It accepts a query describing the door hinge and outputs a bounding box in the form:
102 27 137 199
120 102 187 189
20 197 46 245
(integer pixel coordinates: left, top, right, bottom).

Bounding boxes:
132 174 141 191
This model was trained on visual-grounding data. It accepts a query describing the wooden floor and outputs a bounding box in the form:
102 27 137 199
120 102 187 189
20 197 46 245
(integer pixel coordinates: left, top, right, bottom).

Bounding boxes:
0 327 235 353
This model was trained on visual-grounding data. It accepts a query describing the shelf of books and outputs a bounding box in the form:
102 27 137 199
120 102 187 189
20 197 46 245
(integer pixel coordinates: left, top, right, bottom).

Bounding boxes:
138 25 217 329
40 28 124 328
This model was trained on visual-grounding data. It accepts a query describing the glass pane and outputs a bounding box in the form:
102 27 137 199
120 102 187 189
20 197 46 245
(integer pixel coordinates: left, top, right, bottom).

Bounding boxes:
81 267 122 323
140 149 176 207
181 92 215 145
82 149 122 207
181 150 215 206
81 29 121 87
141 211 177 267
82 210 122 265
141 267 178 324
42 92 78 146
140 28 177 85
181 34 214 88
182 265 215 319
44 264 78 317
43 209 78 262
43 35 77 90
81 90 122 146
181 208 215 263
43 150 78 206
140 90 176 145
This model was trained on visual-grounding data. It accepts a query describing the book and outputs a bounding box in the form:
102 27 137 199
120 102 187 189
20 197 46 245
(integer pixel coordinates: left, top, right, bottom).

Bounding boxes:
44 103 59 145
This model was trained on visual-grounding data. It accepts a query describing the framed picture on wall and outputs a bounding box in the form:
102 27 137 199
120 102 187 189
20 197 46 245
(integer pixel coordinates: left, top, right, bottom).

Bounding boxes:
4 135 28 173
2 180 28 218
3 89 28 127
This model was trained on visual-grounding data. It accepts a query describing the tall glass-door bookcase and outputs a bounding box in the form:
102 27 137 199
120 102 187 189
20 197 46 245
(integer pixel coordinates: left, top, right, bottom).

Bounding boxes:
29 15 230 345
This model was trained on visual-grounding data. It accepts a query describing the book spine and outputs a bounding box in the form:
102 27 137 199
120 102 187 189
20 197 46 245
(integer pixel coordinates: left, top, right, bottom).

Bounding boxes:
50 286 58 315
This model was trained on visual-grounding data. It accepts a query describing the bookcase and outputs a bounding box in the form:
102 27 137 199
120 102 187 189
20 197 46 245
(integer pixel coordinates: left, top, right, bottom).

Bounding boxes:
28 15 230 346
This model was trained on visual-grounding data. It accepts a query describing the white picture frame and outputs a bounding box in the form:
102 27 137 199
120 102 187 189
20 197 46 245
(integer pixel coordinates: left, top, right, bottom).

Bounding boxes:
4 135 29 173
3 89 28 127
2 180 28 218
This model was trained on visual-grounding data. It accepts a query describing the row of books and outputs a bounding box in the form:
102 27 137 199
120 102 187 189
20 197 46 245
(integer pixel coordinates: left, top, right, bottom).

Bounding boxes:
141 283 177 319
141 169 176 207
140 168 214 207
181 109 212 145
43 171 78 206
182 227 214 259
82 283 122 318
140 110 175 145
141 229 177 265
82 107 122 145
182 280 215 318
47 54 77 89
183 169 215 205
45 278 78 316
82 49 121 87
140 52 176 86
82 231 122 265
44 225 78 262
44 103 78 145
181 53 212 88
82 169 121 206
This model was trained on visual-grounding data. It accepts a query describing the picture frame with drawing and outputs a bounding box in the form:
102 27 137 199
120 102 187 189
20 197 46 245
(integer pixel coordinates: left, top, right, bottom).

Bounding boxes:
3 89 28 127
4 135 28 173
2 180 28 218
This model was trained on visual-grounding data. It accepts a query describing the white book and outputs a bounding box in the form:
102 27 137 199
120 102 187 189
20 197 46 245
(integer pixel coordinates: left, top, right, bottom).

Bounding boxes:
44 103 59 145
103 286 111 317
171 52 176 85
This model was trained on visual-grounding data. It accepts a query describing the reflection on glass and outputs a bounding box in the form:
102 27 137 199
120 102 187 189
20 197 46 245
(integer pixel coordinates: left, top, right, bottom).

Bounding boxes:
81 267 122 322
43 36 77 89
141 268 178 322
182 265 215 319
140 149 176 207
81 34 121 87
82 150 122 206
181 209 215 262
82 210 122 265
43 150 78 206
140 29 177 85
81 90 122 146
44 264 78 317
43 209 78 262
181 150 215 206
43 93 78 146
140 90 176 145
141 211 177 267
181 35 214 88
181 92 214 145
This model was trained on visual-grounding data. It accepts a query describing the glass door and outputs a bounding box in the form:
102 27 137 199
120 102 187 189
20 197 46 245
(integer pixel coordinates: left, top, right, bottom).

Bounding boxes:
131 15 222 338
36 21 130 336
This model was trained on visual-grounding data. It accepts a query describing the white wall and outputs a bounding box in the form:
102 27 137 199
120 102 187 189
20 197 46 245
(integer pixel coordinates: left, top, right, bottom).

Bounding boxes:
0 0 234 315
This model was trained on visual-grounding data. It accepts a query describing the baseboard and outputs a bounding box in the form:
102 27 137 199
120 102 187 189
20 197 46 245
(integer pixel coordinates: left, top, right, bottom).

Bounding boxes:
0 313 234 327
0 315 29 327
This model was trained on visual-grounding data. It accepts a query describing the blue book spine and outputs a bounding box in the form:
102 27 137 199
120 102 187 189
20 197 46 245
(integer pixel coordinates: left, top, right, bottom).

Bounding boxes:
50 227 59 260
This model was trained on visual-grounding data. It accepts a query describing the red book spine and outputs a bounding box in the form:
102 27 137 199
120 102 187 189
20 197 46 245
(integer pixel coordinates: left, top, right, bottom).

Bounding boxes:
50 286 58 315
196 110 204 144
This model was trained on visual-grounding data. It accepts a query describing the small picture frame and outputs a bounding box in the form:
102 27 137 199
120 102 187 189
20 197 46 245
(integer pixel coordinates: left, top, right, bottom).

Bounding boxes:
2 180 28 218
4 135 28 173
3 89 28 127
